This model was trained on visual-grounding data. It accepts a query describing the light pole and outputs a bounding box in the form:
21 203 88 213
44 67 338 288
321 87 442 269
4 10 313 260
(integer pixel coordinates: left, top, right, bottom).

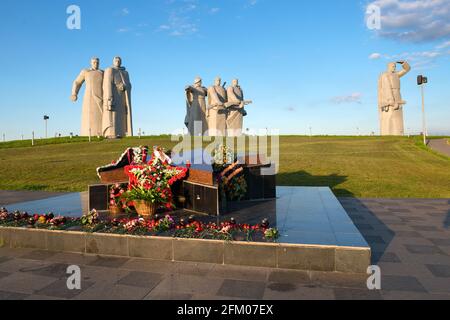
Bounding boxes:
417 75 428 146
43 115 49 139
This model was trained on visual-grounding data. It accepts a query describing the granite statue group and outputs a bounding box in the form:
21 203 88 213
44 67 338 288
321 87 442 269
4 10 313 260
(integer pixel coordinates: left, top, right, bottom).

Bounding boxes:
71 57 133 138
185 77 252 137
72 56 414 138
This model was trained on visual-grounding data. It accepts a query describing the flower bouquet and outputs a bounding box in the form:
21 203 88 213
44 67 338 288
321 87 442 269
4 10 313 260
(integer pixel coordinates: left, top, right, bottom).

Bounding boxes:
109 183 128 214
122 148 187 217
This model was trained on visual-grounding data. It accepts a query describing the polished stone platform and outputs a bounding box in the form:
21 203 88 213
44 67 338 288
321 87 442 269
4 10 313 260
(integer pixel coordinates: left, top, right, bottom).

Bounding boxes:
3 187 368 249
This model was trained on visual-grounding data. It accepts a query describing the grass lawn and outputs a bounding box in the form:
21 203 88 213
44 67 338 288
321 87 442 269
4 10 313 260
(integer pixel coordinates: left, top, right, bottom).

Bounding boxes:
0 136 449 198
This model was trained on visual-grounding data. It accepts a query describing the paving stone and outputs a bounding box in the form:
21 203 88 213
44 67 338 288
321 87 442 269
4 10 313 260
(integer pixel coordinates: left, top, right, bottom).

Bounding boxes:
364 236 386 245
87 256 130 268
0 258 52 273
372 252 401 263
426 265 450 278
411 226 440 232
36 278 94 299
79 265 131 284
24 294 67 300
394 231 422 238
333 288 383 300
381 290 450 300
45 252 99 266
145 291 194 300
217 279 266 299
20 250 58 261
0 272 58 294
74 283 151 300
0 290 29 300
209 264 268 282
309 272 367 289
381 275 427 292
428 238 450 246
267 269 310 284
121 258 178 274
152 274 224 296
117 271 163 289
404 245 445 255
263 284 335 300
28 263 70 278
0 256 12 264
173 261 215 277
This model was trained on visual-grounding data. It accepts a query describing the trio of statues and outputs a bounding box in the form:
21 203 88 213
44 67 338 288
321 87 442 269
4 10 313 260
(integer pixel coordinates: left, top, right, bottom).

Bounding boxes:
377 61 411 136
185 77 252 137
72 56 413 138
71 57 133 138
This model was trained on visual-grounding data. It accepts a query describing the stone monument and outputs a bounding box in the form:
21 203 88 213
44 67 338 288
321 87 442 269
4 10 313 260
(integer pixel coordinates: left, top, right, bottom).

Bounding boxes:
102 56 133 138
207 77 227 136
185 77 208 136
71 57 104 137
378 61 411 136
226 79 252 137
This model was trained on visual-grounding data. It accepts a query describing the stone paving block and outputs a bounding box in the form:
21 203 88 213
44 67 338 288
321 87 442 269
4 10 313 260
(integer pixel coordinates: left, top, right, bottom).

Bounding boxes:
0 290 29 300
117 271 163 289
20 250 57 261
36 278 94 299
404 244 445 255
152 274 224 296
144 291 193 300
263 283 335 300
333 288 383 300
0 257 52 274
87 256 130 269
426 264 450 278
0 272 58 294
208 264 268 282
267 269 310 284
309 271 367 289
381 275 427 292
217 279 266 299
173 261 215 277
121 258 178 274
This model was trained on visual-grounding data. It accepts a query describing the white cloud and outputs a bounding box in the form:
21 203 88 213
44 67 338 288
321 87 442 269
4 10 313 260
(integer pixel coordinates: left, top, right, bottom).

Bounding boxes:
121 8 130 16
367 0 450 43
157 0 200 37
331 93 363 105
117 27 131 33
209 7 220 14
369 53 382 59
372 39 450 69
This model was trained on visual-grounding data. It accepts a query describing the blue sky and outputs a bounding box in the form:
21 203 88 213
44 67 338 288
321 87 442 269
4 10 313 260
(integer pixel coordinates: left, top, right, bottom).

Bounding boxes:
0 0 449 140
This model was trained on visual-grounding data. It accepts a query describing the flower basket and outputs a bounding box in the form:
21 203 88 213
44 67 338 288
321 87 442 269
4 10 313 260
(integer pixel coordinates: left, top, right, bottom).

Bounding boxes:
134 200 157 217
109 205 124 215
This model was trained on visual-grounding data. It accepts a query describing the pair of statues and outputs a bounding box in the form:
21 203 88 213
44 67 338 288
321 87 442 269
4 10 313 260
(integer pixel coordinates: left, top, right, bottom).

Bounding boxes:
378 61 411 136
71 57 133 138
185 77 252 137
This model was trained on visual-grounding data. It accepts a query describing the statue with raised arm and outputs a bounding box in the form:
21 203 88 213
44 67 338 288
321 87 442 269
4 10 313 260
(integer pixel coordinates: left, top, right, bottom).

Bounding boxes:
378 61 411 136
226 79 252 137
102 56 133 138
185 77 208 136
71 57 104 137
207 77 227 136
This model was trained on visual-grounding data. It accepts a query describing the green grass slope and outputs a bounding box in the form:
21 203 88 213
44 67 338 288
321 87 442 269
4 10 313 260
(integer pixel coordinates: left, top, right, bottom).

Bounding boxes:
0 136 449 198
